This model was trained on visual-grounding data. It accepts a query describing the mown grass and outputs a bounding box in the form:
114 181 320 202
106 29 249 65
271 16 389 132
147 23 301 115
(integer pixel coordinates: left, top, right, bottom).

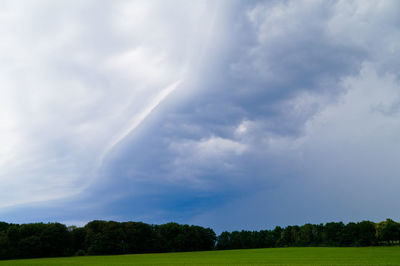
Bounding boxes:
1 247 399 265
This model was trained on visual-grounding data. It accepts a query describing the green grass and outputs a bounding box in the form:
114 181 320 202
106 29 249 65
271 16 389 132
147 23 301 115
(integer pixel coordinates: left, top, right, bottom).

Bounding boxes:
1 247 400 265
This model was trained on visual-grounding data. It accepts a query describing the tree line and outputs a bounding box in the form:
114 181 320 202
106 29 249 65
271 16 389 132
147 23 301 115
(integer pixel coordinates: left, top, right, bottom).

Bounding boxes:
0 221 216 259
0 219 399 260
216 219 400 249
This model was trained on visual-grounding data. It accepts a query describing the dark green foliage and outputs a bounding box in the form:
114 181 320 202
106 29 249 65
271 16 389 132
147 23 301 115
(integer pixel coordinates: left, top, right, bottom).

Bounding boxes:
0 220 215 260
323 222 345 246
0 218 399 260
215 219 400 250
19 235 41 258
123 222 154 253
0 222 10 232
41 223 70 257
376 219 400 245
299 223 315 246
0 231 10 259
342 222 360 246
70 227 86 253
216 231 231 249
85 220 126 255
154 223 216 252
74 249 86 256
358 221 377 246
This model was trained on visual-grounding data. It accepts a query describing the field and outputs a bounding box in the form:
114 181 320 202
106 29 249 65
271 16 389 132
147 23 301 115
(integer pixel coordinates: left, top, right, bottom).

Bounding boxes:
0 247 399 265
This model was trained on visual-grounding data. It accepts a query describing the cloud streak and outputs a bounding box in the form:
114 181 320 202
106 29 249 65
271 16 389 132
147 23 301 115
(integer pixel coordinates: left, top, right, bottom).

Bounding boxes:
99 80 181 167
0 0 219 209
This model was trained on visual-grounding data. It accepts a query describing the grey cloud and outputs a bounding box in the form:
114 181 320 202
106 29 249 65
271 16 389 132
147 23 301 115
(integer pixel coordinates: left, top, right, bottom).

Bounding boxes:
94 0 400 227
2 0 400 230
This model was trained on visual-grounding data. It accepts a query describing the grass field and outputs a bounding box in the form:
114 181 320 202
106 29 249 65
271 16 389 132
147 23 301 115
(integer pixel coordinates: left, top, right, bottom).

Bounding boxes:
1 247 400 265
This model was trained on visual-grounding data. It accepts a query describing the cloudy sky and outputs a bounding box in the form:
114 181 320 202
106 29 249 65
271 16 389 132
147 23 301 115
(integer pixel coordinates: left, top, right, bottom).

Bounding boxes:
1 0 400 232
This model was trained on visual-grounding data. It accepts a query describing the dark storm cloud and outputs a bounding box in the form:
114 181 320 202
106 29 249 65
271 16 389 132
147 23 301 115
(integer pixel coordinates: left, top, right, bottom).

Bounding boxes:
2 1 400 230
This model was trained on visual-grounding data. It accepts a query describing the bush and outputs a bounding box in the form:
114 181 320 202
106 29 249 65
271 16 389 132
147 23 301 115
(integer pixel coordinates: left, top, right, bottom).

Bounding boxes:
75 249 86 256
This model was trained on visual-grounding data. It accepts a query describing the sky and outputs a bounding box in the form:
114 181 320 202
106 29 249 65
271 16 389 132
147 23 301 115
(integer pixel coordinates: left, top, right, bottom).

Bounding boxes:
1 0 400 232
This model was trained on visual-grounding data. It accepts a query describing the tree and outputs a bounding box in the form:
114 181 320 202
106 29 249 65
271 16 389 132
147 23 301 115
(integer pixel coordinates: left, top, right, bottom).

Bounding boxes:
40 223 70 257
323 222 345 246
341 222 359 246
0 231 10 259
19 236 42 258
6 225 20 257
257 230 275 248
85 220 125 255
216 231 231 250
123 222 154 253
299 224 315 246
272 226 283 246
357 221 376 246
71 227 87 254
377 219 400 245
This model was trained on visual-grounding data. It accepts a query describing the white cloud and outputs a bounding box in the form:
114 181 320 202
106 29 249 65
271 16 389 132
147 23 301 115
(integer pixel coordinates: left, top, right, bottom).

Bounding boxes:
196 136 247 157
171 136 247 166
234 120 249 136
0 0 220 208
168 136 247 186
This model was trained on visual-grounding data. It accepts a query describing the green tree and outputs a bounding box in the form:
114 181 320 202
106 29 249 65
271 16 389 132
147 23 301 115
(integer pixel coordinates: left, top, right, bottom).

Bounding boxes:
341 222 359 246
216 231 231 249
357 221 376 246
377 219 400 245
323 222 345 246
